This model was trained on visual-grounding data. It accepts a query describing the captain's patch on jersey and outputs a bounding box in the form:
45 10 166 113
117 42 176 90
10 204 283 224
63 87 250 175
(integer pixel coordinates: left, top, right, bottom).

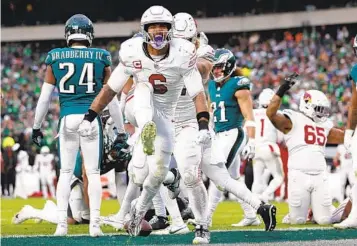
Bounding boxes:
133 60 142 69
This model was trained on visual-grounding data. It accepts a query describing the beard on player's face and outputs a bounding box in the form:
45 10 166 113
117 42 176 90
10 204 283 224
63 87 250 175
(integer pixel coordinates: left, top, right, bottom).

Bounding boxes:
147 24 169 46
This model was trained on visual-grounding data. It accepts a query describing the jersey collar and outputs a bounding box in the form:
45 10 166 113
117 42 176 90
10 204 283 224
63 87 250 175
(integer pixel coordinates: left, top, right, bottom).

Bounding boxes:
142 43 170 62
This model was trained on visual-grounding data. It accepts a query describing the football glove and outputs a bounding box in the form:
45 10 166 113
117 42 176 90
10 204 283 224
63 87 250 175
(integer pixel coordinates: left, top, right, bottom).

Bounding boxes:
276 73 300 97
32 129 43 147
78 120 92 137
241 138 256 160
196 129 211 145
109 133 131 162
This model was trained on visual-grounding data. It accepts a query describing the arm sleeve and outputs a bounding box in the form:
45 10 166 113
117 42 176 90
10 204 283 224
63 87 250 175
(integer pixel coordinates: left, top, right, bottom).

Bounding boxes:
33 82 55 129
107 62 131 93
119 92 127 114
108 96 125 133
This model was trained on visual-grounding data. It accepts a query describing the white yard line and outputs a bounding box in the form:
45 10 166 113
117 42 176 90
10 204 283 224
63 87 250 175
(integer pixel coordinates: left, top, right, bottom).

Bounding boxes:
1 227 335 238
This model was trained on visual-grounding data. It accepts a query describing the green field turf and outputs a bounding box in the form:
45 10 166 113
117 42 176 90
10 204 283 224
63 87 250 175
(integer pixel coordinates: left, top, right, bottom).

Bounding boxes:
2 198 357 245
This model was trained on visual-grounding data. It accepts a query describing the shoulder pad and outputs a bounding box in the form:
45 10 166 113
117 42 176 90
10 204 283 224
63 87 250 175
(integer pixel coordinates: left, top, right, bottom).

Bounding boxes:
197 44 215 62
171 38 197 70
45 48 61 65
170 38 196 58
233 76 251 90
96 48 112 66
118 38 143 65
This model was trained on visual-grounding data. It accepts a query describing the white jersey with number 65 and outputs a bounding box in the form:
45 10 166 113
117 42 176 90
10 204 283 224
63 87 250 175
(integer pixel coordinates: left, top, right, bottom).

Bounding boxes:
282 109 333 173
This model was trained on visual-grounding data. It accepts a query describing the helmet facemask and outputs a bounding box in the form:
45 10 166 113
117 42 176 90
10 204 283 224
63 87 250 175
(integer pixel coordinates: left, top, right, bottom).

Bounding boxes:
311 104 330 123
142 23 172 50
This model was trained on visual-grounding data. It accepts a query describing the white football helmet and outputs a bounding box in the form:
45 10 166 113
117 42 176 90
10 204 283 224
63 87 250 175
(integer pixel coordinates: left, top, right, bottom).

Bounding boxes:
40 146 50 154
140 6 173 50
299 90 331 123
258 88 275 108
173 13 197 42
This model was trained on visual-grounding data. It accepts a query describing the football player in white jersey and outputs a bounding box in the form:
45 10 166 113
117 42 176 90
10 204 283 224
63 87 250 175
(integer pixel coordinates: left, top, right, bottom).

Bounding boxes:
334 144 354 200
251 89 284 202
33 146 56 199
335 35 357 229
267 73 345 225
78 6 211 242
144 12 214 237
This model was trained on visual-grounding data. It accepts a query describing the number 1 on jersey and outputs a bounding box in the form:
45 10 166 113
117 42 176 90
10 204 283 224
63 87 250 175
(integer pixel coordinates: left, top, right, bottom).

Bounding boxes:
260 118 265 137
59 62 95 94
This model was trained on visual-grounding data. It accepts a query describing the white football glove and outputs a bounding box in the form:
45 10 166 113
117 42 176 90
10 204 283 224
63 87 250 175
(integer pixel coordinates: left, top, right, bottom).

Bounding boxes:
196 129 211 145
241 138 256 160
344 129 354 151
78 120 92 137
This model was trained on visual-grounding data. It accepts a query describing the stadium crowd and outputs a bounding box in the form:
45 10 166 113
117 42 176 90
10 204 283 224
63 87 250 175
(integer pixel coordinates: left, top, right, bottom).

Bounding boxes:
1 25 356 196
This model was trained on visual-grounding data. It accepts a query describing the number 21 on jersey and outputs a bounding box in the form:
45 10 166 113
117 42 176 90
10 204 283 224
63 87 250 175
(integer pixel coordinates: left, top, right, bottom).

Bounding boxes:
211 101 228 122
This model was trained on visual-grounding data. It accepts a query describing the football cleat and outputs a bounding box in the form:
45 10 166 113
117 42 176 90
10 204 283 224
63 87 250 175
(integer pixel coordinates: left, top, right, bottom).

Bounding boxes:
334 216 357 229
54 222 68 236
90 222 103 237
257 203 277 231
149 215 170 230
231 217 261 227
193 225 210 244
141 121 157 155
152 223 190 235
12 205 33 224
126 202 145 236
100 215 124 231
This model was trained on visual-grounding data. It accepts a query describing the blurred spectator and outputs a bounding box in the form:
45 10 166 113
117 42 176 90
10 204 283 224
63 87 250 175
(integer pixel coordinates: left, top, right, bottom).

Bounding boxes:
1 25 356 169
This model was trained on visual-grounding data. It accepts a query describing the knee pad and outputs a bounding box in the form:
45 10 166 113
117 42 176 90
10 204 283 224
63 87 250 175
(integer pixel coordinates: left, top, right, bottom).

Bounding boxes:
183 168 200 188
143 174 163 191
314 216 331 225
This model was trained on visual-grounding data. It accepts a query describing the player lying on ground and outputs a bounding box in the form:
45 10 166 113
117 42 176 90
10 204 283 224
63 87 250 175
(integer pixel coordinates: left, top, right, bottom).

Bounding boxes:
15 112 130 226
